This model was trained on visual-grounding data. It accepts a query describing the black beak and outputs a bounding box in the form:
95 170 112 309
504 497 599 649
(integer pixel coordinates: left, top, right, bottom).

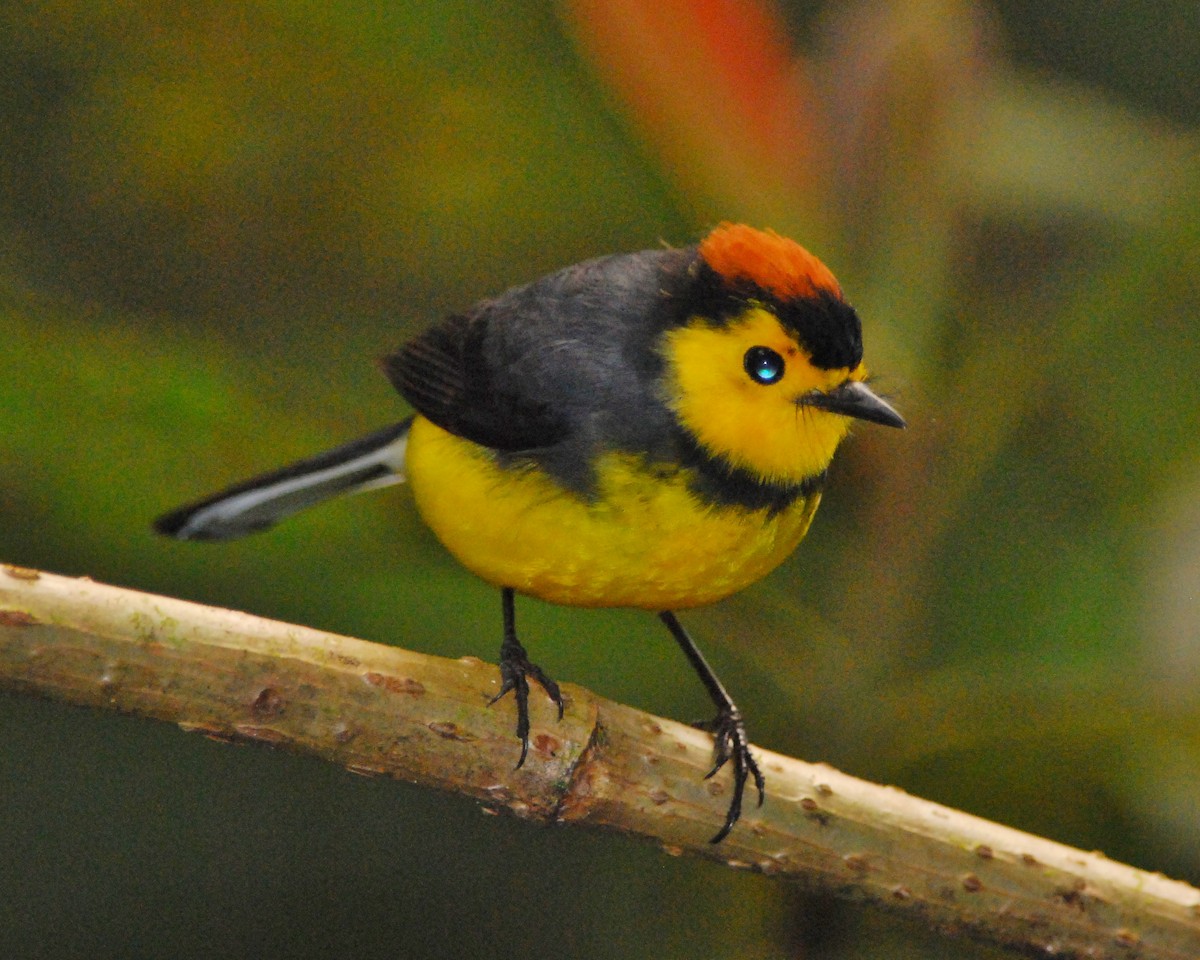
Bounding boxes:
800 380 906 428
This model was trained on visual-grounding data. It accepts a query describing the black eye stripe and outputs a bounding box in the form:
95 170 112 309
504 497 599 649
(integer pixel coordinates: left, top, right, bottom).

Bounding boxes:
743 346 785 385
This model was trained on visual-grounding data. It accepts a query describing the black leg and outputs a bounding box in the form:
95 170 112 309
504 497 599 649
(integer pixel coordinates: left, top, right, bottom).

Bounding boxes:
658 611 765 843
489 587 564 767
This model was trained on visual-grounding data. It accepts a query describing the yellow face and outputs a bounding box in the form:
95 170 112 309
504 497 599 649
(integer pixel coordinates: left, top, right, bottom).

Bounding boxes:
661 306 866 485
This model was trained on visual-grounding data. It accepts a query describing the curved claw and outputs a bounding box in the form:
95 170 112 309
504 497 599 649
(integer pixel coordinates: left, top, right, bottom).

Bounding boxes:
490 590 566 768
703 708 765 844
490 651 564 769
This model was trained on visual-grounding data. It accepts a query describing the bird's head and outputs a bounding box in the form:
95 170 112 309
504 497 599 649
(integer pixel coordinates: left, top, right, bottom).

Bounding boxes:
662 223 904 486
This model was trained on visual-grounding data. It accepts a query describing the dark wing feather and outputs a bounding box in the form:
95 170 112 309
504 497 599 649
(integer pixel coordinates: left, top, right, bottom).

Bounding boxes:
381 246 697 459
381 311 570 451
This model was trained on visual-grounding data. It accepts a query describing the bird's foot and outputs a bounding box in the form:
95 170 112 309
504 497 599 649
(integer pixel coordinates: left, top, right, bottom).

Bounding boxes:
694 707 765 843
490 645 564 768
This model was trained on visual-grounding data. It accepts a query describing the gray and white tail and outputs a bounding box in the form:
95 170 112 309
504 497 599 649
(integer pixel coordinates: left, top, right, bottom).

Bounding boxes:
154 419 412 541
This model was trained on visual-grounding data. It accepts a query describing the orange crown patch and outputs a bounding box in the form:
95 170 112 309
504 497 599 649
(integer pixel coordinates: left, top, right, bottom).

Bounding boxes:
698 223 842 300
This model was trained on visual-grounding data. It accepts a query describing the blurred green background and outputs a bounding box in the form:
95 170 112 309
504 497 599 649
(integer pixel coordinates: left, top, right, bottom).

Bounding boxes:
1 0 1197 957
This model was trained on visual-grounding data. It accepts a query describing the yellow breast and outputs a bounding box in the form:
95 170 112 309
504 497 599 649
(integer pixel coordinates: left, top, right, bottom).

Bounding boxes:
404 416 821 610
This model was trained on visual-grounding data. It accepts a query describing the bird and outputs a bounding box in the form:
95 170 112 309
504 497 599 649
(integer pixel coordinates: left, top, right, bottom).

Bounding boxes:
154 222 904 843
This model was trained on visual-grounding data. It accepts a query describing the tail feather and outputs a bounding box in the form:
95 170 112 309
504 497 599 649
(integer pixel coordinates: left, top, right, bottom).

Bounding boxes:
154 419 412 541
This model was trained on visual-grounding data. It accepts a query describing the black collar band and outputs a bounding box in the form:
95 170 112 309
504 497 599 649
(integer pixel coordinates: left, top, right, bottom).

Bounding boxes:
671 425 825 515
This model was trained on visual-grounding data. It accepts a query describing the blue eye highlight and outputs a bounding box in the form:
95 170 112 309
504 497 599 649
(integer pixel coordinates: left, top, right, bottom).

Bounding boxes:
743 346 785 385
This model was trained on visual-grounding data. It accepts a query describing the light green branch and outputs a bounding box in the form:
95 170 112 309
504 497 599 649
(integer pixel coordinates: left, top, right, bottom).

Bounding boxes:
1 564 1197 958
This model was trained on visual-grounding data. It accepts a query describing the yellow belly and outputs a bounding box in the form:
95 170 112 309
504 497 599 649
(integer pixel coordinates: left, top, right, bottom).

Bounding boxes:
405 416 821 610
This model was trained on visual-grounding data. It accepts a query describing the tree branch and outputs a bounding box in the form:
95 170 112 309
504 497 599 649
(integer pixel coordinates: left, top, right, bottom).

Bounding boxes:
1 563 1197 958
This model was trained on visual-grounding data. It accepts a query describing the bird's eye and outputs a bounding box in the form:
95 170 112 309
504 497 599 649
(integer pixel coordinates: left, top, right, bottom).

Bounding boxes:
743 346 785 385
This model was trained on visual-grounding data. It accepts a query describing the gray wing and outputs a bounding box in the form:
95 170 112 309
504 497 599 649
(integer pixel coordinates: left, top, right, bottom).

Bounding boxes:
381 247 695 476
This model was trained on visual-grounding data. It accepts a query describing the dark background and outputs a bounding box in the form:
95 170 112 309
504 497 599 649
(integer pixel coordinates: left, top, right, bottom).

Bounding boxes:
2 1 1197 957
